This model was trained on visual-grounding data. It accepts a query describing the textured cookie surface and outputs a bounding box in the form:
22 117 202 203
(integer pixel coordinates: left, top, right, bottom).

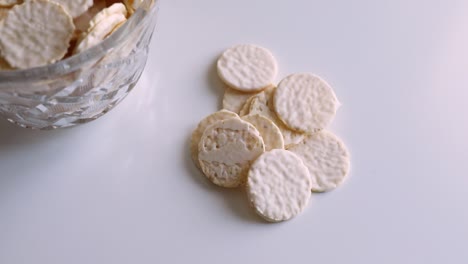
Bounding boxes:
199 118 265 188
73 0 107 33
249 86 275 109
222 86 258 114
239 95 255 116
190 110 239 169
217 44 278 92
242 114 284 151
249 90 304 148
0 0 75 69
274 73 339 133
288 130 350 192
247 149 311 222
0 0 19 7
73 12 126 54
88 2 127 30
25 0 94 18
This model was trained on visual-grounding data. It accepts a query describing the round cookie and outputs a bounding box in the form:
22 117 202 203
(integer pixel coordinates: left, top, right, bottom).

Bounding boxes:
247 149 312 222
0 0 75 69
274 73 340 133
242 114 284 151
190 110 239 169
198 117 265 188
217 44 278 92
288 130 350 192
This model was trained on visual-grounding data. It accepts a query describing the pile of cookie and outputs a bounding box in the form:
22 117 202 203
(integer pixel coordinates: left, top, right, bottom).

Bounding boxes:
191 44 351 222
0 0 148 71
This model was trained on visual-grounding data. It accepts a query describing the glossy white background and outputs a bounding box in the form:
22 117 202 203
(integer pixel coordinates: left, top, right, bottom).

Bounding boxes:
1 0 468 263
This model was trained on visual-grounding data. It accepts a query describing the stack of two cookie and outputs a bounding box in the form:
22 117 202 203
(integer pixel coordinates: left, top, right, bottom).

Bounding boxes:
191 44 351 222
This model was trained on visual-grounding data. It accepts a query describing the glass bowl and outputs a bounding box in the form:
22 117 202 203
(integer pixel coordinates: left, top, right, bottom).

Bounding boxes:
0 0 159 130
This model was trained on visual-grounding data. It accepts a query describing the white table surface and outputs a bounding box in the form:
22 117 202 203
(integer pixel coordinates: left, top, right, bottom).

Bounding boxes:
1 0 468 263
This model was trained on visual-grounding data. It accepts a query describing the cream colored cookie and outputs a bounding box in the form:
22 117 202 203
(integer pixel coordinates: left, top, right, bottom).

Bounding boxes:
242 114 284 151
239 85 275 116
88 2 127 30
274 73 340 133
123 0 137 13
198 117 265 188
56 0 94 18
247 149 311 222
239 95 255 116
190 110 239 169
217 44 278 92
123 0 151 14
73 0 107 33
0 0 75 69
288 131 350 192
0 0 19 7
73 13 126 54
109 19 126 34
249 92 305 148
25 0 94 18
249 86 275 109
127 0 143 8
222 86 259 114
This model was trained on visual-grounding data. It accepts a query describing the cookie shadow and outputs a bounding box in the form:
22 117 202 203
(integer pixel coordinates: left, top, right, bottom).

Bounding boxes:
206 57 224 110
182 132 264 224
221 188 265 224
